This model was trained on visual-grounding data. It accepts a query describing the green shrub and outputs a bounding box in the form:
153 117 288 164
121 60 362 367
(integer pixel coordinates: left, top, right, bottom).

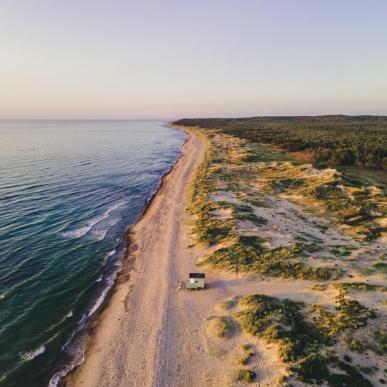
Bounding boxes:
233 369 256 383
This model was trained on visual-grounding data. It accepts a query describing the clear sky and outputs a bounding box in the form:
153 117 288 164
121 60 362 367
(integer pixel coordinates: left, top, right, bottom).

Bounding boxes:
1 0 387 119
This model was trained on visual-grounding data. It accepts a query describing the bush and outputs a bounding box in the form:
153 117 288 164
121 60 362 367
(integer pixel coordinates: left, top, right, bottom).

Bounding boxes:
233 369 256 383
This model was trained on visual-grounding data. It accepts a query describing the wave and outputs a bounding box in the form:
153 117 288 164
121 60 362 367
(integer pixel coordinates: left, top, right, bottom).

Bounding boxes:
48 342 85 387
87 268 118 318
19 345 46 361
48 262 121 387
89 217 120 241
62 201 126 239
104 249 116 263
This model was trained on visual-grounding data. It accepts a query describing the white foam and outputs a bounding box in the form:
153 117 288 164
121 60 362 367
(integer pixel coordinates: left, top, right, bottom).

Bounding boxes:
62 201 126 239
19 345 46 361
65 310 73 318
104 249 116 261
89 217 120 241
87 275 115 317
48 354 84 387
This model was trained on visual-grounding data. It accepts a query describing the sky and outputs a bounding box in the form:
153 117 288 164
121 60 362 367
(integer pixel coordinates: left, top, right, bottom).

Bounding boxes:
1 0 387 119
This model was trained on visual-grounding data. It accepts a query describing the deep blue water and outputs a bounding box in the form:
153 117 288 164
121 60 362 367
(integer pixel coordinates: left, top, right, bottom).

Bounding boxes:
0 120 185 387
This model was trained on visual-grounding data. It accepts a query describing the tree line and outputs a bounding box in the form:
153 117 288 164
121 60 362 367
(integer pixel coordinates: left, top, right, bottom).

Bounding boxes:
174 115 387 170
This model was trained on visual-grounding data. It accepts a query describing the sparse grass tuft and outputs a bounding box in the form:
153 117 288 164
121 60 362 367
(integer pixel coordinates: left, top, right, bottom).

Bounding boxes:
236 344 255 365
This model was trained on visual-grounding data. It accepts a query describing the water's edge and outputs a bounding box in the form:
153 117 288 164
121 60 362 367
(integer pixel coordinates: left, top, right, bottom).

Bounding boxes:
51 127 188 386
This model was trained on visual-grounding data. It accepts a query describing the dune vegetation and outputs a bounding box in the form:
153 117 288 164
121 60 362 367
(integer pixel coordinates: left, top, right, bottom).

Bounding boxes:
176 123 387 385
224 293 380 386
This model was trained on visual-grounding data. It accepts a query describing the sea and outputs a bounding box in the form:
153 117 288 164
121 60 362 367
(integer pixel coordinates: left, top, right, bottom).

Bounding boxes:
0 119 185 387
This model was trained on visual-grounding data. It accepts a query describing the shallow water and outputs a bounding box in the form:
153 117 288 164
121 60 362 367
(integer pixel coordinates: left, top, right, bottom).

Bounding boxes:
0 120 185 386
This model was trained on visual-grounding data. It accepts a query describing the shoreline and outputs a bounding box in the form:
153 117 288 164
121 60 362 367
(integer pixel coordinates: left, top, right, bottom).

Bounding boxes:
50 130 188 386
63 126 204 386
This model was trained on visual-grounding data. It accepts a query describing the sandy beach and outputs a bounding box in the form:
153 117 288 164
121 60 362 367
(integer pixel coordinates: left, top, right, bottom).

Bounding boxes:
65 128 206 386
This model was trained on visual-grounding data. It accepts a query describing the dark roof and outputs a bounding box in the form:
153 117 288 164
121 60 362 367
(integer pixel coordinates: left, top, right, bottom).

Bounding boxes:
189 272 205 278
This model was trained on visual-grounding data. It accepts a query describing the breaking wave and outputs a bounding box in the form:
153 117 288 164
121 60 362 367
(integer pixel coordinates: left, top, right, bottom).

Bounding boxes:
62 201 126 239
19 346 46 361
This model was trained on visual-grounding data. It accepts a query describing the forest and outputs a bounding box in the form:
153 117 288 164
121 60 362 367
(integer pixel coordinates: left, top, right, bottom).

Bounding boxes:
174 116 387 170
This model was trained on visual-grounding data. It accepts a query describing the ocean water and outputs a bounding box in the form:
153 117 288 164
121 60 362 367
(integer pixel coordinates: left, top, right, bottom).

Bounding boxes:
0 120 185 387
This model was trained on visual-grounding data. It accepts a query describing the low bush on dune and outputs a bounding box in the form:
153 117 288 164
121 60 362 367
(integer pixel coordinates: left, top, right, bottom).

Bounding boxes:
292 354 373 386
236 344 255 365
233 369 256 383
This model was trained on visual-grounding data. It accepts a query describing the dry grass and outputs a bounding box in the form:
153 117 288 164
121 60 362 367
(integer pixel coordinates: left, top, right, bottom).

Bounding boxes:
205 316 234 338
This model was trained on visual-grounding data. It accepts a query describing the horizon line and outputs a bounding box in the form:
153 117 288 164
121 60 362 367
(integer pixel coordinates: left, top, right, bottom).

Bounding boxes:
1 113 387 121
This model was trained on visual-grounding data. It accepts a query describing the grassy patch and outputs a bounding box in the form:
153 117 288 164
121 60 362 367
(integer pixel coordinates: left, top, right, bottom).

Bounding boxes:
333 282 387 293
292 354 373 386
313 292 377 336
200 239 342 280
233 295 329 362
232 294 375 386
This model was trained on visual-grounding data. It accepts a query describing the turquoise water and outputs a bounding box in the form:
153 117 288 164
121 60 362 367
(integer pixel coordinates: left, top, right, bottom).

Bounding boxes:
0 120 185 387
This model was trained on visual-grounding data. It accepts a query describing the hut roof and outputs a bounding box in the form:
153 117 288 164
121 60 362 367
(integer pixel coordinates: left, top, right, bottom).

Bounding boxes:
189 272 205 279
